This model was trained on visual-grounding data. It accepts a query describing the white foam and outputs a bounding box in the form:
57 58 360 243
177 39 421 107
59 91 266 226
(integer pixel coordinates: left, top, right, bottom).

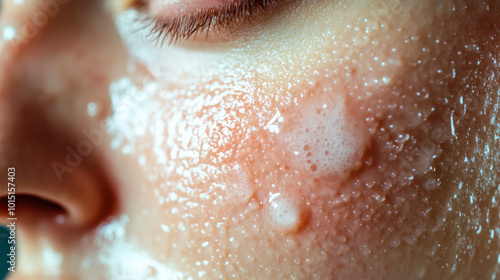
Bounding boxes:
227 168 254 205
83 215 184 280
283 95 366 176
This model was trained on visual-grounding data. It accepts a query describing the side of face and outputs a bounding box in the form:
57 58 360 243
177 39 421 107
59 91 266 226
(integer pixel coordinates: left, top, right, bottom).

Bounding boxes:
0 0 499 279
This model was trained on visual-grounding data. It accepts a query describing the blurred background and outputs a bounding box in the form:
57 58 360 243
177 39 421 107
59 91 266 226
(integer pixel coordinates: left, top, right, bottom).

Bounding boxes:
0 225 11 279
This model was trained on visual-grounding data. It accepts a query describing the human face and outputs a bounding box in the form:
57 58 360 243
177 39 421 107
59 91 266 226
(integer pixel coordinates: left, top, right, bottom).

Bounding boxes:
0 0 498 279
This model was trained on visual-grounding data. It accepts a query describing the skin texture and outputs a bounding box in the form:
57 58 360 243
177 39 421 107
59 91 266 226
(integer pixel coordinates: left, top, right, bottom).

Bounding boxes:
0 0 499 279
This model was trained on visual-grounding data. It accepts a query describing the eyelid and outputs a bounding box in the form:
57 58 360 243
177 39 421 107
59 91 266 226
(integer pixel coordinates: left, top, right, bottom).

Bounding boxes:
149 0 244 18
132 0 282 45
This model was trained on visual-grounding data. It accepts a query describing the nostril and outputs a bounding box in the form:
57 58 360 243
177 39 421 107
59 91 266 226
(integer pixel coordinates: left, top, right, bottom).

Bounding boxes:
0 194 67 225
0 164 119 231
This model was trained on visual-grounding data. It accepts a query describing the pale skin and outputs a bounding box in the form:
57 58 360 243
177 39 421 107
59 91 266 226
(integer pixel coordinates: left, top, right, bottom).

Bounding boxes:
0 0 499 279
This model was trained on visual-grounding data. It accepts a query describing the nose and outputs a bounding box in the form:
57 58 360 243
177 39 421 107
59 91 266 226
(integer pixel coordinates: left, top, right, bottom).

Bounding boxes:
0 0 124 234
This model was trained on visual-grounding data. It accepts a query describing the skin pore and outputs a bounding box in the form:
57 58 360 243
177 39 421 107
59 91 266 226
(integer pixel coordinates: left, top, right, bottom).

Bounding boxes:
0 0 499 279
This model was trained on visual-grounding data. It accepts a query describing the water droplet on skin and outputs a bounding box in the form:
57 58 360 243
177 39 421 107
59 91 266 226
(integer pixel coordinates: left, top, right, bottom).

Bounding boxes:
229 237 240 248
389 236 401 248
373 193 386 202
424 178 438 191
161 224 170 233
87 102 97 117
395 133 410 144
285 238 297 248
266 193 308 232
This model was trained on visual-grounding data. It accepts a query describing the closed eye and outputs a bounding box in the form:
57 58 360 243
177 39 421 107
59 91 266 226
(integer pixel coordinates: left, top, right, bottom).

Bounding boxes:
129 0 287 45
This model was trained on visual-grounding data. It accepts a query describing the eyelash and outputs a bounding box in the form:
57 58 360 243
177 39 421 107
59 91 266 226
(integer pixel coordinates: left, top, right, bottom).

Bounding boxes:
134 0 280 45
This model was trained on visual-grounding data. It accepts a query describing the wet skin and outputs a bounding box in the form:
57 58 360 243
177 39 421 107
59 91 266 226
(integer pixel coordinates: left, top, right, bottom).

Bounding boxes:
0 0 499 279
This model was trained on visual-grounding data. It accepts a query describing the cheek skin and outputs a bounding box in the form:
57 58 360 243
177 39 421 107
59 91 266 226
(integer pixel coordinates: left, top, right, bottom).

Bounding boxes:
99 69 372 279
83 1 500 279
